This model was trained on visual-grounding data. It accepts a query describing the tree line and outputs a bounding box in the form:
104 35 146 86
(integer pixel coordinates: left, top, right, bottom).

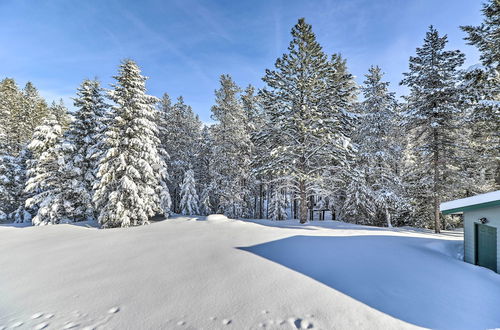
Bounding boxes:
0 2 498 232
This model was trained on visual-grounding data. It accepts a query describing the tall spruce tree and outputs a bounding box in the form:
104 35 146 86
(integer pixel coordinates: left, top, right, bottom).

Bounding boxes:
195 126 214 215
461 0 500 189
258 18 354 223
24 115 65 225
0 79 23 218
345 66 407 227
210 74 252 218
400 26 465 233
241 85 263 218
20 82 50 150
59 79 109 221
159 95 201 213
93 60 171 227
179 168 199 215
0 78 23 155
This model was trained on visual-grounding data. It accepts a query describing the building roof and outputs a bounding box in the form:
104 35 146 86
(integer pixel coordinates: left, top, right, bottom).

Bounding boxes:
440 190 500 215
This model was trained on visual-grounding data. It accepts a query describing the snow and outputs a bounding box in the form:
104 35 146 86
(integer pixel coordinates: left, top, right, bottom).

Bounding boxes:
440 190 500 212
464 63 485 73
1 216 499 329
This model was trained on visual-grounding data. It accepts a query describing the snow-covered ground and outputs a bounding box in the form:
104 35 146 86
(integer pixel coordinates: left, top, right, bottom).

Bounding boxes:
0 215 499 330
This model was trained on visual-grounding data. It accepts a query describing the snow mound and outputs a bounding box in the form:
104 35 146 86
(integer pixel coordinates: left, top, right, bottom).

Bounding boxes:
205 214 231 222
421 240 464 260
0 216 498 329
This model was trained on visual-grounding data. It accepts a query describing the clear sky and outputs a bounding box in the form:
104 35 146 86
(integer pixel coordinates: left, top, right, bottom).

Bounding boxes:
0 0 484 123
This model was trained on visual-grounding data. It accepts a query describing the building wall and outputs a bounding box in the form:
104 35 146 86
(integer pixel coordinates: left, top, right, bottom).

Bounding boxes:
464 205 500 272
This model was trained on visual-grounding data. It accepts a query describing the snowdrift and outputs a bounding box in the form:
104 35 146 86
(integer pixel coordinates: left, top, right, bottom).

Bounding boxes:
0 216 499 329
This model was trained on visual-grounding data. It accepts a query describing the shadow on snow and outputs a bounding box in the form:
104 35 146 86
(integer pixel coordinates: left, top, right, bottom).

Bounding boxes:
238 235 500 329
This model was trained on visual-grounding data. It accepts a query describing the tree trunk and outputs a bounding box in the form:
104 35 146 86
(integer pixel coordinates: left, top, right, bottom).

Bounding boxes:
433 155 441 233
293 197 297 219
299 180 307 223
386 207 392 228
259 184 264 219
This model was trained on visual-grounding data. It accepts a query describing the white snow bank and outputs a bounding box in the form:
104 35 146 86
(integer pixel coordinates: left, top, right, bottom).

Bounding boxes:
440 190 500 212
205 214 231 222
0 216 498 329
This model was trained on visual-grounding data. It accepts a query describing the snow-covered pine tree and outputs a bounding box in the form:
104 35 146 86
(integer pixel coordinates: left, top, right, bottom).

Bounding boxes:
210 74 252 219
319 53 358 220
461 1 500 189
159 95 201 213
268 185 287 220
0 154 16 221
0 78 23 218
400 26 465 233
198 186 212 216
58 79 109 222
195 126 214 215
93 59 171 227
179 168 199 215
0 78 23 155
19 82 50 151
24 115 65 225
258 18 354 223
342 168 376 224
346 66 408 227
241 84 263 218
49 99 72 131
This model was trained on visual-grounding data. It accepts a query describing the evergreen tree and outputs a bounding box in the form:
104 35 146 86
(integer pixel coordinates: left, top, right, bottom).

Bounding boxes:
59 79 109 221
258 18 354 223
0 78 23 155
159 95 202 213
24 115 65 225
179 168 199 215
0 154 16 220
342 169 376 224
10 148 31 223
241 85 264 218
195 126 215 214
345 66 408 227
268 185 287 220
20 82 50 150
210 74 252 218
400 26 465 233
49 99 72 131
461 1 500 189
0 79 23 218
93 59 171 228
198 186 212 216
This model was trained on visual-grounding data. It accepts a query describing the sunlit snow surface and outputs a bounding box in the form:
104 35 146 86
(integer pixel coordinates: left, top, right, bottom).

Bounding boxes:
1 216 499 329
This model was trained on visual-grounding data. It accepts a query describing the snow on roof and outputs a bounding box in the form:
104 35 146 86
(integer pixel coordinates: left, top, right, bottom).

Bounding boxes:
440 190 500 213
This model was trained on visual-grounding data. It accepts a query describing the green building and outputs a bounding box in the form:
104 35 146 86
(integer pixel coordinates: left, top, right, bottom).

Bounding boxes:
441 190 500 273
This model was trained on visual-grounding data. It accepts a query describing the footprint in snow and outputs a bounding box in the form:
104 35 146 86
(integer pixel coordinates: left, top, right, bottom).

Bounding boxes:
176 320 186 326
31 313 44 319
209 316 217 321
63 322 80 329
289 318 314 329
261 310 269 314
10 321 23 328
222 319 232 325
33 322 49 330
108 306 120 314
44 314 54 319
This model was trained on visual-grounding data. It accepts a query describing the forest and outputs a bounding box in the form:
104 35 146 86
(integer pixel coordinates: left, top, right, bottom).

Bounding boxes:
0 3 498 233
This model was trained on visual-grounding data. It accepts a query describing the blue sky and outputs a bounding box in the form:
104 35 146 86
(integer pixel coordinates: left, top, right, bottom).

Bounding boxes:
0 0 483 123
